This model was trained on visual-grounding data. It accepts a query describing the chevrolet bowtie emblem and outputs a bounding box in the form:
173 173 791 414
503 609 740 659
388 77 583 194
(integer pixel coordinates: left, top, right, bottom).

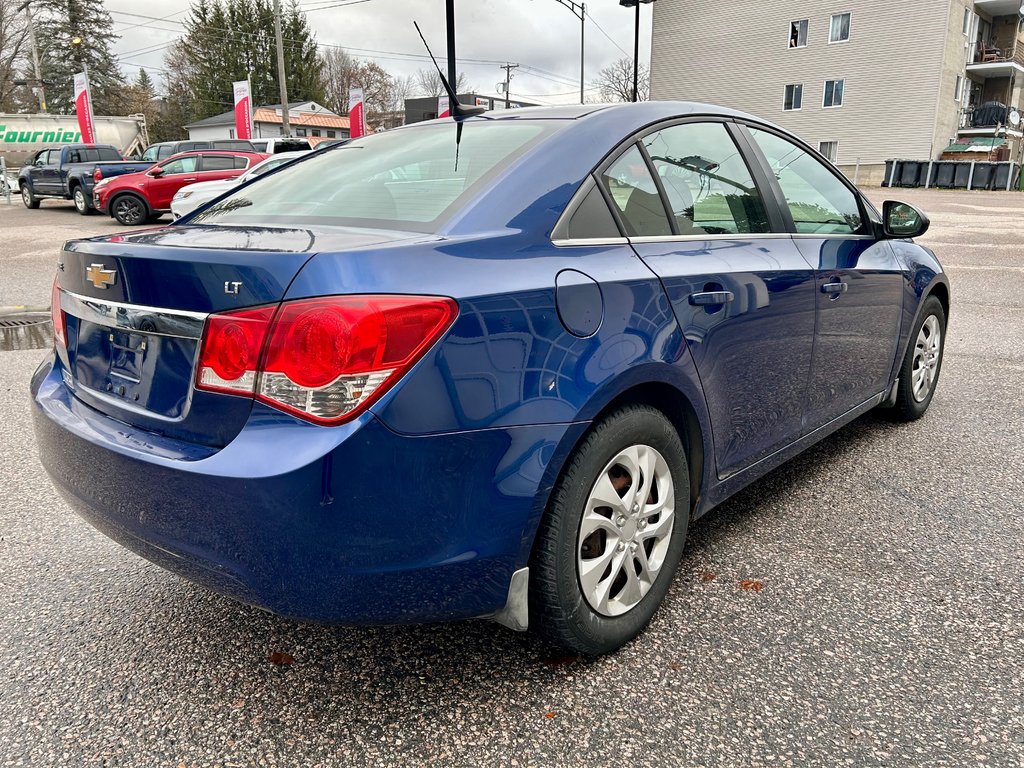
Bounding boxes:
85 263 117 290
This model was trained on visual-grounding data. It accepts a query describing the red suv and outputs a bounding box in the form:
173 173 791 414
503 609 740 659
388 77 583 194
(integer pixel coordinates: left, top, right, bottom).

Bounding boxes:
93 151 268 225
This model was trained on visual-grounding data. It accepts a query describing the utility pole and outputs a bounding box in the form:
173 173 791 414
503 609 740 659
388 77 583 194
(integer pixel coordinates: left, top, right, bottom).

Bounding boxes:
631 1 639 102
550 1 585 105
16 0 46 112
273 0 291 137
499 62 519 108
445 0 456 95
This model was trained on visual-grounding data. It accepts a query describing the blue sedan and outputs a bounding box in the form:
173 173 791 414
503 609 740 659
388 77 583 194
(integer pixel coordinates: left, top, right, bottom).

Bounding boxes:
32 103 949 654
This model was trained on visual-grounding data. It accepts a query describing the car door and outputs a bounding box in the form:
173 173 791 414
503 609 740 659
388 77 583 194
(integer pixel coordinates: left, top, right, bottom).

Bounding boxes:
602 120 817 478
36 149 62 194
744 127 903 426
145 154 200 210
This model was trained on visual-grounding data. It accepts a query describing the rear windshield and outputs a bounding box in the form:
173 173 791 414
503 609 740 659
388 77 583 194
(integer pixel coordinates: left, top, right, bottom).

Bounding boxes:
190 121 552 231
68 147 121 163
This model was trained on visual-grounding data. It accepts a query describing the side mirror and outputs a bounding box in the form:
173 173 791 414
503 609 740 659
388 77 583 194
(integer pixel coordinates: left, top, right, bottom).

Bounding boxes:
882 201 930 239
150 166 165 177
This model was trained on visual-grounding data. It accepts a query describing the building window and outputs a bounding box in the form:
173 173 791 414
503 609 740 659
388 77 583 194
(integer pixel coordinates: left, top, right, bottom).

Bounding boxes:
962 8 971 35
296 128 307 136
819 141 839 163
327 130 336 138
312 129 321 137
789 19 808 48
228 128 235 138
784 84 803 110
829 13 851 43
823 79 845 107
954 75 963 102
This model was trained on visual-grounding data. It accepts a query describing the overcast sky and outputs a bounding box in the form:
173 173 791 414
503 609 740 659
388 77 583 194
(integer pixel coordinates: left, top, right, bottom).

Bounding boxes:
106 0 654 106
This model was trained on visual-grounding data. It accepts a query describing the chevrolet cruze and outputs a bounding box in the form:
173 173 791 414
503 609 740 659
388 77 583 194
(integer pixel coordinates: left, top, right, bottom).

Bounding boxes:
32 103 949 654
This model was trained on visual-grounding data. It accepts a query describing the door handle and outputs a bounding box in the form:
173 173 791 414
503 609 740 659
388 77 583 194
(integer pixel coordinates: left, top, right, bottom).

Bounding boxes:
182 177 198 182
688 291 735 306
821 281 848 296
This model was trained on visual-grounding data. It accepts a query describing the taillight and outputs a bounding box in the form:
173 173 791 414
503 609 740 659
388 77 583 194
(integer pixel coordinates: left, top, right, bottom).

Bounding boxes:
93 167 102 182
196 305 276 394
51 276 66 349
195 295 457 425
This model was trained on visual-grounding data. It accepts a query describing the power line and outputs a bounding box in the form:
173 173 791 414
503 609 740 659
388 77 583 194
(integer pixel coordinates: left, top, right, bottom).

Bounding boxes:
587 14 630 58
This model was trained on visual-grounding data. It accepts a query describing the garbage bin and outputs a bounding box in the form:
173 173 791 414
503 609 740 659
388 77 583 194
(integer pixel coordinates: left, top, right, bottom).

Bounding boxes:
899 161 921 187
883 160 897 187
934 161 956 188
953 162 972 188
972 162 995 190
993 162 1020 190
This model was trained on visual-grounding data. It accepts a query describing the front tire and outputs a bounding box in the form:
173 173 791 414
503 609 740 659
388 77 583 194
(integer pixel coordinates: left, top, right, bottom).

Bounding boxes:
891 295 946 421
72 186 93 215
111 193 148 226
529 405 689 655
21 184 40 209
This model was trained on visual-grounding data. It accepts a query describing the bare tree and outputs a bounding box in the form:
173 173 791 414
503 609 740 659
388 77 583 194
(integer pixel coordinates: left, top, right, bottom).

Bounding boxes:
413 67 469 97
595 57 649 102
0 0 29 111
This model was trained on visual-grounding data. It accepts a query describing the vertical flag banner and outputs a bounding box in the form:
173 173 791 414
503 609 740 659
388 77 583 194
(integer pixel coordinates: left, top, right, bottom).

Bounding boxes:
73 72 96 144
232 80 253 140
437 95 450 119
349 87 366 139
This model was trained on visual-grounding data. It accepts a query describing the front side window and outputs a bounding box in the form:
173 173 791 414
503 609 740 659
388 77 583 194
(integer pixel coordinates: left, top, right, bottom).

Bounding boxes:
784 84 803 111
142 146 161 162
789 19 808 48
191 121 552 231
158 156 199 175
829 13 851 42
823 79 845 108
600 145 671 237
642 122 771 235
818 141 839 163
748 128 862 235
158 145 175 160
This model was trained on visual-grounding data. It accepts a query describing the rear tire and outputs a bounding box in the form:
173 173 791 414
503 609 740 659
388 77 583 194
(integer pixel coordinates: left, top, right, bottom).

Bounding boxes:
890 295 946 421
111 193 148 226
529 405 689 655
72 186 93 215
21 184 40 209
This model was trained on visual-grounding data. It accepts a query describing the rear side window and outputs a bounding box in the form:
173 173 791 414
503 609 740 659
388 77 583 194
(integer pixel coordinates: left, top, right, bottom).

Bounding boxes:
201 155 239 171
565 181 621 240
233 156 249 169
96 148 121 161
191 121 553 231
642 122 771 235
748 127 863 235
599 145 671 237
158 145 175 160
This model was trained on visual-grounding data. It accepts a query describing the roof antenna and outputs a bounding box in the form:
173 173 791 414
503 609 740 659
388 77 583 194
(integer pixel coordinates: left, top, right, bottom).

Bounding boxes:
413 21 485 118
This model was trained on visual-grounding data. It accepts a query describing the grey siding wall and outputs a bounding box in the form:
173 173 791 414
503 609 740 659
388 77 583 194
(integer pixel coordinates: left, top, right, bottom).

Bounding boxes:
651 0 952 164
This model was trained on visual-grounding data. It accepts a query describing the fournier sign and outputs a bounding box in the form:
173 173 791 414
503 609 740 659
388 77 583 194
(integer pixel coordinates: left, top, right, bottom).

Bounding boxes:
0 114 147 168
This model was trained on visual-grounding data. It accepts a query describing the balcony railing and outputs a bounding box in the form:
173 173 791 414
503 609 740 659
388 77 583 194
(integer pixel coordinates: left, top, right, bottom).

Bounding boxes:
959 102 1023 132
968 41 1024 67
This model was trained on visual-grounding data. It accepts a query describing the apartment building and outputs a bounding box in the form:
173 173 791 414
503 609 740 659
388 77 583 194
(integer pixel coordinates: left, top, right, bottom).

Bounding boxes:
650 0 1024 184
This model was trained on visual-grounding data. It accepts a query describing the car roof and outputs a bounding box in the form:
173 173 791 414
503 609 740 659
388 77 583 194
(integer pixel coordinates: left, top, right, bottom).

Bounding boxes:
163 150 265 161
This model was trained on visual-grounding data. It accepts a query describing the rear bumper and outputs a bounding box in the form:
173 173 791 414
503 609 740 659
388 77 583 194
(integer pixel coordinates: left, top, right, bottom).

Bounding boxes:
31 356 579 624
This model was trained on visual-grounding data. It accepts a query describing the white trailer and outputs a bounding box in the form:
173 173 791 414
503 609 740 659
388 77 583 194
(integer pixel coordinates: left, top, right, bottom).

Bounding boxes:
0 113 149 170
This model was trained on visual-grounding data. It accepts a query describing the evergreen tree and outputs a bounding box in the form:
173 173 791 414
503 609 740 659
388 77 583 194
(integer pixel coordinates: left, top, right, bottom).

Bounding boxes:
167 0 325 124
34 0 125 114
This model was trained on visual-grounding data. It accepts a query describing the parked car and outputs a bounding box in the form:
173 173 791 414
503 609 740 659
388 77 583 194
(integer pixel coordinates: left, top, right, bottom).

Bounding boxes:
170 151 310 220
93 150 268 225
33 103 949 655
249 137 313 154
139 139 257 163
17 144 152 215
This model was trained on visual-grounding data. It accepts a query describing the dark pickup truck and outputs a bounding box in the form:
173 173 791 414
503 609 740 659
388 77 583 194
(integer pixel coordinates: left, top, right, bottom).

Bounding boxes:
18 144 152 215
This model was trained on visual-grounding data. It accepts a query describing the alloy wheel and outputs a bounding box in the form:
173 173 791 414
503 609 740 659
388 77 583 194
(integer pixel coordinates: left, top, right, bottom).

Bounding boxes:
74 188 87 213
576 444 675 617
911 315 942 402
114 197 144 225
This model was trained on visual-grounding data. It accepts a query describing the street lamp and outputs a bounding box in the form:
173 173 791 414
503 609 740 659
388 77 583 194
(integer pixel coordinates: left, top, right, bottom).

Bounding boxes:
549 0 586 105
619 0 655 102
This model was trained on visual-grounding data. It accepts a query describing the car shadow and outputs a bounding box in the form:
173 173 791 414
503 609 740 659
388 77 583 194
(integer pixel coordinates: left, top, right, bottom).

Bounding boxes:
52 411 905 725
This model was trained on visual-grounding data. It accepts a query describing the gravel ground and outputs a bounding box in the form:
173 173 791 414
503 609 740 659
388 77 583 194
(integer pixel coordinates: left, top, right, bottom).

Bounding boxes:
0 190 1022 767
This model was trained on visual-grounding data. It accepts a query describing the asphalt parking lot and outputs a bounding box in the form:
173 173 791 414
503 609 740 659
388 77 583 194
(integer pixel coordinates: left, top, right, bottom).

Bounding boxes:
1 190 1022 767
